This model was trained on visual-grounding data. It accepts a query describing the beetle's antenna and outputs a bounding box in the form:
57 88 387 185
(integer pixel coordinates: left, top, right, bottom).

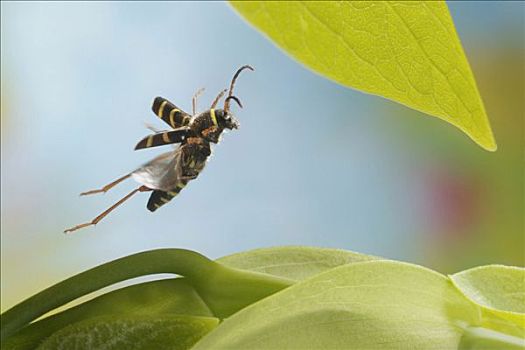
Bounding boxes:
225 95 243 109
224 65 254 112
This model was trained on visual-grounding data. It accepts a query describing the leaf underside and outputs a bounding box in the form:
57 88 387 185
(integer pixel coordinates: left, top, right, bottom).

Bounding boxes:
230 1 496 151
193 260 481 349
450 265 525 338
37 315 219 350
218 245 380 281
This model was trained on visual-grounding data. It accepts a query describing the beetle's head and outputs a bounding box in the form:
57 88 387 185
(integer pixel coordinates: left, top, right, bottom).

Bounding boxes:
215 106 239 130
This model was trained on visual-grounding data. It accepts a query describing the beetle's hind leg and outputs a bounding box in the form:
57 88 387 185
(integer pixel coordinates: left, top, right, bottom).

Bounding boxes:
80 173 132 196
65 186 151 233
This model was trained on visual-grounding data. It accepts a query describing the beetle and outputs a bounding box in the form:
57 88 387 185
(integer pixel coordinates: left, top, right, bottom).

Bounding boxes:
64 65 253 233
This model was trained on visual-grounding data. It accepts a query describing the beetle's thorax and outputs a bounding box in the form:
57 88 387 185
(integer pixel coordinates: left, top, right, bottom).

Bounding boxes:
190 108 224 143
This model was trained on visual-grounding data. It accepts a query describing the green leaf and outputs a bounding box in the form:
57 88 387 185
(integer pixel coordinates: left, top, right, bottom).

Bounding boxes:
451 265 525 315
193 260 481 349
36 315 219 350
2 278 212 350
218 245 380 281
450 265 525 339
230 1 496 151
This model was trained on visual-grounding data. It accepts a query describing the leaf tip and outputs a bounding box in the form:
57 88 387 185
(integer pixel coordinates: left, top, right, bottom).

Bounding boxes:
477 132 497 152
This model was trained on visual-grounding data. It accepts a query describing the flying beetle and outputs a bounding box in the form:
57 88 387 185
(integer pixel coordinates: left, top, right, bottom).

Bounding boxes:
64 65 254 233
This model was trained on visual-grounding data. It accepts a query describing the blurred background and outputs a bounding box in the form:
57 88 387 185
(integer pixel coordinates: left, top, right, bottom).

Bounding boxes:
1 2 523 311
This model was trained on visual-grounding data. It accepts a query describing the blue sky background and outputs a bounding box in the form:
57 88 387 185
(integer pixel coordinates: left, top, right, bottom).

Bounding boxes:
1 1 523 311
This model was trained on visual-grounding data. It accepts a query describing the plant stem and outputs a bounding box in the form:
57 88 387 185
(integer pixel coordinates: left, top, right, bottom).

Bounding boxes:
0 249 293 340
460 326 525 349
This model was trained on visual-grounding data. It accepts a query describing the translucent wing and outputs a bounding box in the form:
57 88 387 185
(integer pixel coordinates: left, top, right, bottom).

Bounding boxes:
131 149 183 191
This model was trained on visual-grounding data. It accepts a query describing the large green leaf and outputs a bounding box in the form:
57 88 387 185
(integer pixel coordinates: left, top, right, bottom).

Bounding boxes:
231 1 496 151
217 245 380 281
37 315 218 350
193 260 481 349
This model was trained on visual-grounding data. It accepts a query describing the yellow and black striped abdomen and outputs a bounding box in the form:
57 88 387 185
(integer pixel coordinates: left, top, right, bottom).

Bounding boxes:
146 180 188 212
152 97 192 129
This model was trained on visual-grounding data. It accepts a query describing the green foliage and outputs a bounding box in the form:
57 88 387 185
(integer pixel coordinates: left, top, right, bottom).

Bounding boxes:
0 249 292 349
217 245 380 280
230 1 496 151
1 279 212 350
1 247 523 349
451 265 525 315
193 261 480 349
451 265 525 339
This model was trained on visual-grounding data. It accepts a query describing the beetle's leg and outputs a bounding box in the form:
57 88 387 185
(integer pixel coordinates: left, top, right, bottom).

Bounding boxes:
65 186 151 233
144 122 165 134
80 173 132 196
192 87 205 115
211 89 227 109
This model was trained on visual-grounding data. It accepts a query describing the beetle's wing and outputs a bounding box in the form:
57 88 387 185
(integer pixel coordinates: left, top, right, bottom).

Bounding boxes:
152 97 192 128
131 149 183 191
134 127 190 150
